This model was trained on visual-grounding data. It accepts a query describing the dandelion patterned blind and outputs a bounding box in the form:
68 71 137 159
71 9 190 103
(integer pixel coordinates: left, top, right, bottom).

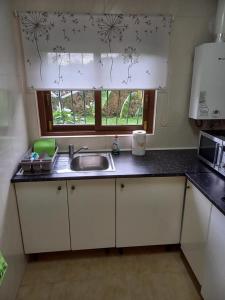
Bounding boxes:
19 12 172 90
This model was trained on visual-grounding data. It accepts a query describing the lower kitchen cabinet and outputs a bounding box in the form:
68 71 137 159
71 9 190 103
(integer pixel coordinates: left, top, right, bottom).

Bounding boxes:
15 181 70 254
67 179 115 250
116 177 185 247
181 181 212 285
202 206 225 300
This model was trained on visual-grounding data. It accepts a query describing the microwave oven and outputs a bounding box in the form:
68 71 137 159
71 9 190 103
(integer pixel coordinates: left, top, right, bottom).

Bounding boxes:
198 130 225 176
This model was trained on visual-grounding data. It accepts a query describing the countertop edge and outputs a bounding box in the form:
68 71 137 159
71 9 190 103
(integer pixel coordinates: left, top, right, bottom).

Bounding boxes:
11 172 186 183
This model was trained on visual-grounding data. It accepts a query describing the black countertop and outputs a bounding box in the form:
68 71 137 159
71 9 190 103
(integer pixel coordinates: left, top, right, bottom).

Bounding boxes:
12 149 225 216
12 149 210 183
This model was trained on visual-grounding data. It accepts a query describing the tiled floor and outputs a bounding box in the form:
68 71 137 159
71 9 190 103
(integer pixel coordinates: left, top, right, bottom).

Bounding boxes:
16 248 202 300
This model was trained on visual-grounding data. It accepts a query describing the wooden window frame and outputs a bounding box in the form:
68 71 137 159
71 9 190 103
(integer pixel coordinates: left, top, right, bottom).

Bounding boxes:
37 90 155 136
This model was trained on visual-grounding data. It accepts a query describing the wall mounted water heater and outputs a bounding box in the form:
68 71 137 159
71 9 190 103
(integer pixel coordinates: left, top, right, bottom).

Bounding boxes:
189 0 225 120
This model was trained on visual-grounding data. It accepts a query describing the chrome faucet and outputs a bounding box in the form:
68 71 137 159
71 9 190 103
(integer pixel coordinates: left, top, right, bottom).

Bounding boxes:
69 145 88 158
74 146 88 155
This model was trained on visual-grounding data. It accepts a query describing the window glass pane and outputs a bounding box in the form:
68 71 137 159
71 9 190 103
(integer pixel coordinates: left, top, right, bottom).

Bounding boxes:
101 90 144 126
51 90 95 125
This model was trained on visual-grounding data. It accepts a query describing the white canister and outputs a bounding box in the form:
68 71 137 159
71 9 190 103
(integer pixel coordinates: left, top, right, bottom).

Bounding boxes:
132 130 146 156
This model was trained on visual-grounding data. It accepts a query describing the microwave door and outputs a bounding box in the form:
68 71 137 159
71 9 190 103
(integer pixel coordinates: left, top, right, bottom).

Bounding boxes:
198 135 220 168
217 144 225 172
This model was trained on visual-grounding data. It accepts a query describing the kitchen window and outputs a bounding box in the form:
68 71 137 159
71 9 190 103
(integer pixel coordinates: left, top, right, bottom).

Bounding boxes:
37 90 155 136
19 12 169 136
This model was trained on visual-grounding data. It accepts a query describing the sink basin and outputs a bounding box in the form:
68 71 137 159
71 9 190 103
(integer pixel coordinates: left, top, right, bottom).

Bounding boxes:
70 153 115 172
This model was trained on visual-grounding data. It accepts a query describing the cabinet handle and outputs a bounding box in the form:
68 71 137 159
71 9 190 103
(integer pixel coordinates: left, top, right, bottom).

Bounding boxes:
71 185 75 191
121 184 125 189
186 186 190 189
57 186 62 191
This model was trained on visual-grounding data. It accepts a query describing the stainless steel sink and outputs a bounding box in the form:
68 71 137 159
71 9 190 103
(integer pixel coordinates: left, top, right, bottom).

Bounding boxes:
70 153 115 172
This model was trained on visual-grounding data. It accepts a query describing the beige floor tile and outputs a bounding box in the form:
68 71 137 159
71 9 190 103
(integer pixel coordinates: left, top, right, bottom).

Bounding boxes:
101 253 137 276
149 272 201 300
127 275 154 300
127 272 201 300
21 260 68 285
17 249 201 300
101 276 130 300
50 277 130 300
61 256 110 282
135 252 188 275
62 253 135 282
50 280 99 300
16 283 52 300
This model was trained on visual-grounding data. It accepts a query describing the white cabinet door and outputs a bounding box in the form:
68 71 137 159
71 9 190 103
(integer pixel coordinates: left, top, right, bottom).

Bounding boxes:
116 177 185 247
202 206 225 300
181 181 212 285
15 181 70 254
68 179 115 250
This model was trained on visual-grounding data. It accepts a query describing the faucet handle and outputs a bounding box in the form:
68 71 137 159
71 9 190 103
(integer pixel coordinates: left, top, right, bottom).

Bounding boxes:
69 144 74 151
69 144 74 158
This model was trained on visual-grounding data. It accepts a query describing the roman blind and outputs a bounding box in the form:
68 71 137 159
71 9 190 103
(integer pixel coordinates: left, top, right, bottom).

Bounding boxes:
19 12 172 90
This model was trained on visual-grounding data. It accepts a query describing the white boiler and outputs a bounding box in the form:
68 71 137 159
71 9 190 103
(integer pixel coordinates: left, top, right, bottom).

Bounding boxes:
189 0 225 120
189 42 225 119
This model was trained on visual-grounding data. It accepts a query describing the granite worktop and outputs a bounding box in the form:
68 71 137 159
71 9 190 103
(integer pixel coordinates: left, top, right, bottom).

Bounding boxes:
12 149 210 183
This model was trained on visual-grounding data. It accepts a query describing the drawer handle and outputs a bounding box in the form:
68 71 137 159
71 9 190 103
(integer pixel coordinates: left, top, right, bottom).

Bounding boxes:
71 185 75 191
121 184 125 189
57 186 62 191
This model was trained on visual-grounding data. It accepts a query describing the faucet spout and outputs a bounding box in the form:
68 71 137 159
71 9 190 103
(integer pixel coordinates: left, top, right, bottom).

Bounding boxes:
69 145 88 159
74 146 88 155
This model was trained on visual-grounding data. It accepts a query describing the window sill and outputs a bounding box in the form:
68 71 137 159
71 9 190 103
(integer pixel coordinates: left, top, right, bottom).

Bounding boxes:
40 133 153 138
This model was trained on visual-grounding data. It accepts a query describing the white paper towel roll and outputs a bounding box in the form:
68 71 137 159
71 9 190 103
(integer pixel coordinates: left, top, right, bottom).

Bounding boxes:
132 130 146 156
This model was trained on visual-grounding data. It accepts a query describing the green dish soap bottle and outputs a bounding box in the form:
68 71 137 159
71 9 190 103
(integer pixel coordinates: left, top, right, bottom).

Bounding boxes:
111 135 120 155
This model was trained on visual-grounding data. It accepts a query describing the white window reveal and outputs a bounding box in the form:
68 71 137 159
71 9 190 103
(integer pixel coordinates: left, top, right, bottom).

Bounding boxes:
19 12 172 90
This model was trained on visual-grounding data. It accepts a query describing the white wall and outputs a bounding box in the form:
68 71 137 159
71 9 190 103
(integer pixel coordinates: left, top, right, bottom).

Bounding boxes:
0 0 28 299
12 0 217 150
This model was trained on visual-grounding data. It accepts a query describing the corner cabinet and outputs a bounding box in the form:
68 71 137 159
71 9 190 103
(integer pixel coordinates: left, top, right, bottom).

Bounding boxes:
67 179 115 250
116 177 185 247
181 180 212 285
202 206 225 300
15 181 70 254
